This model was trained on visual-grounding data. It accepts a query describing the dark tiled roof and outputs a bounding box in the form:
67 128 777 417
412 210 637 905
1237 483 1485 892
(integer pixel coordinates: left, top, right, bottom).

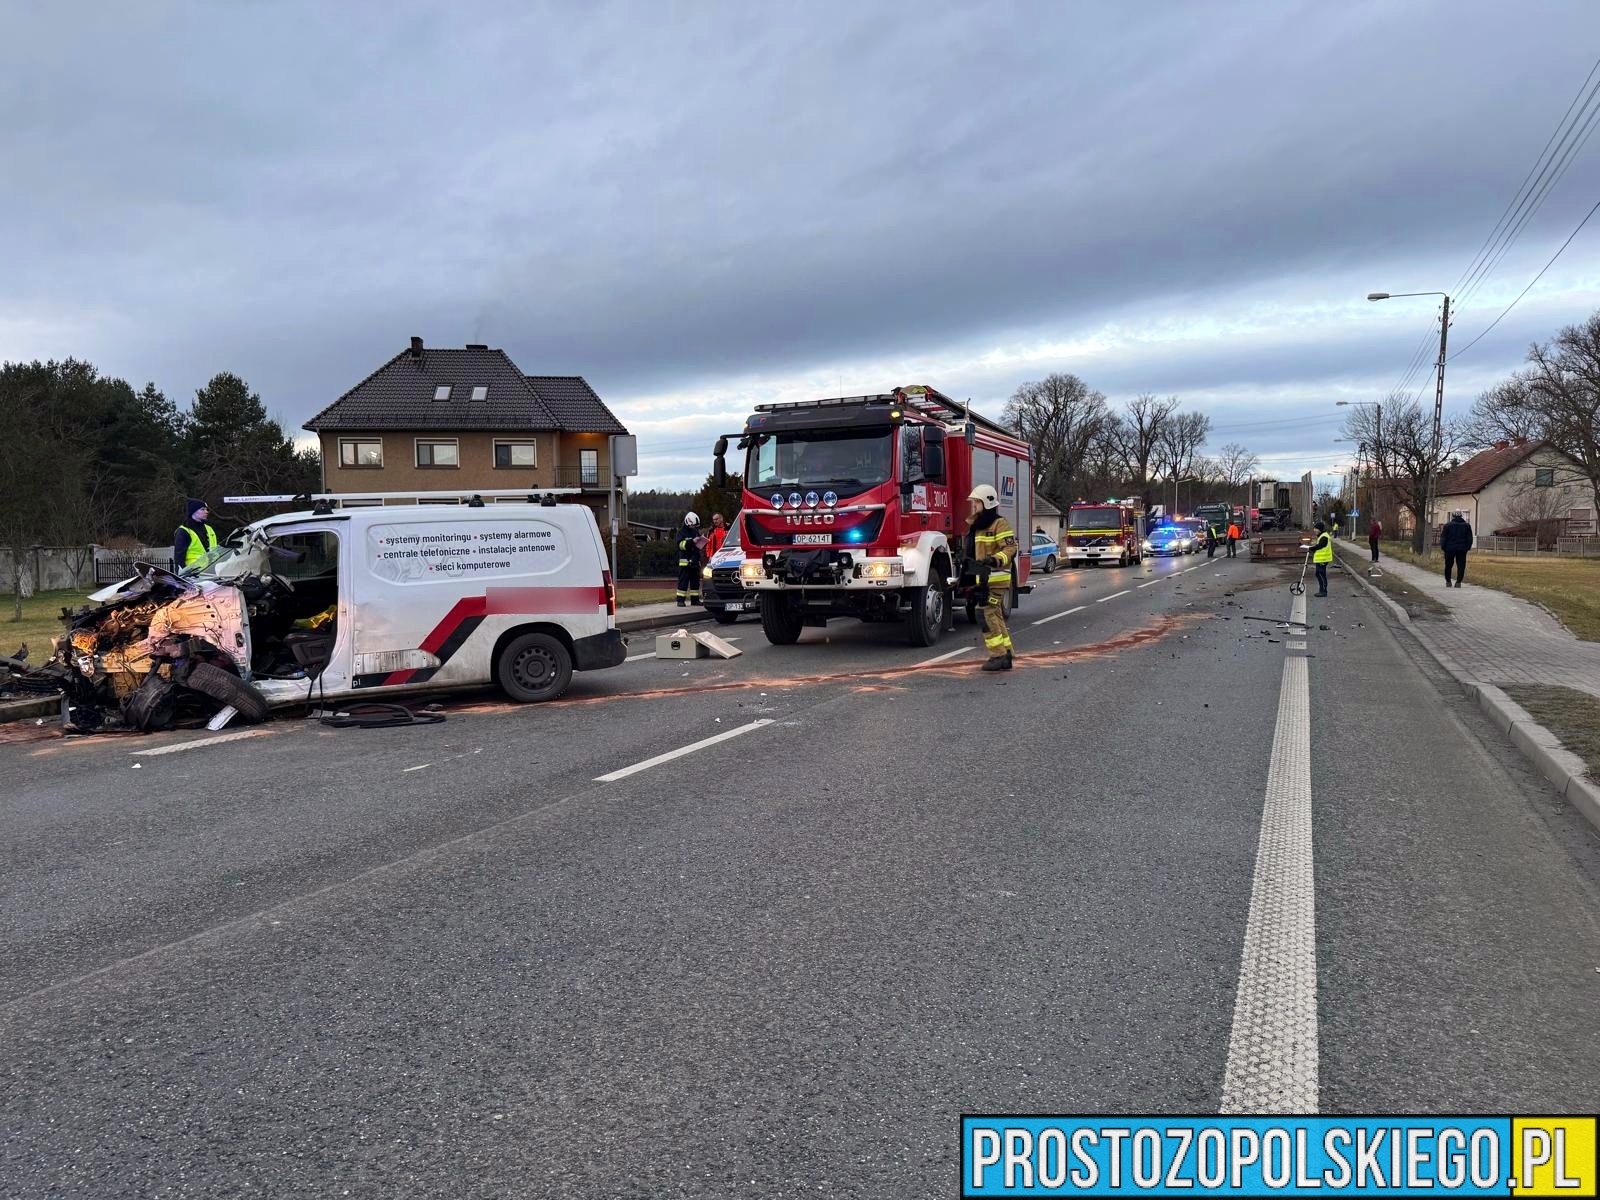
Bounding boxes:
304 346 559 432
525 375 629 435
1437 440 1543 496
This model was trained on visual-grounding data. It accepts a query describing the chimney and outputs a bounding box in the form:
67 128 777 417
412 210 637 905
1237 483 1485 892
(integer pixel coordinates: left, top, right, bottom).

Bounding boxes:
465 343 488 351
409 336 424 359
1493 440 1508 450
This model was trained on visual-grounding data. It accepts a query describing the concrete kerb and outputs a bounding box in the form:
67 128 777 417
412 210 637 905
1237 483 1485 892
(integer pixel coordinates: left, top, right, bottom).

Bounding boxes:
1335 544 1600 833
0 695 59 725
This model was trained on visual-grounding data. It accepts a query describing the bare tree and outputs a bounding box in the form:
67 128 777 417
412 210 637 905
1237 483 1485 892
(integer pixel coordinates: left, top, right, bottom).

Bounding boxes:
1463 378 1545 450
1342 394 1464 552
1508 313 1600 525
1109 394 1179 505
1215 442 1260 488
1002 373 1110 507
1156 410 1212 483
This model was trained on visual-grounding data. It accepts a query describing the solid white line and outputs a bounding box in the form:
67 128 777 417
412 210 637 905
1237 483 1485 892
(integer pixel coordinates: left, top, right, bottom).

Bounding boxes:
1220 632 1317 1113
594 719 774 783
1097 590 1130 603
624 651 656 662
917 645 973 666
130 730 270 756
1031 604 1086 627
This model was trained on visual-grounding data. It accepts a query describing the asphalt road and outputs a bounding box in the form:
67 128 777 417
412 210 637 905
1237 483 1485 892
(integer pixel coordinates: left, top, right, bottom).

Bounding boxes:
3 551 1598 1197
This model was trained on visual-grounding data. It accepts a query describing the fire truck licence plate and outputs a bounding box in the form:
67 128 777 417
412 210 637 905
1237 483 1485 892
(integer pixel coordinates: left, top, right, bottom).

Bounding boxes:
793 533 830 544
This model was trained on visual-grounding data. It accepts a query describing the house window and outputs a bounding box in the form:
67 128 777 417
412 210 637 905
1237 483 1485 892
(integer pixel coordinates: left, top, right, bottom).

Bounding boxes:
1534 467 1555 487
494 440 537 468
338 438 383 468
580 448 600 485
415 439 459 468
433 385 452 401
470 385 488 401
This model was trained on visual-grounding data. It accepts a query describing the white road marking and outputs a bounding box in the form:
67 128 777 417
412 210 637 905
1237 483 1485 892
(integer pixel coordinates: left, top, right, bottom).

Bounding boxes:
1220 608 1317 1113
1288 640 1307 651
624 651 656 662
1137 580 1159 588
402 764 431 773
917 645 973 666
1097 590 1130 603
1032 605 1086 626
594 719 774 783
129 730 270 756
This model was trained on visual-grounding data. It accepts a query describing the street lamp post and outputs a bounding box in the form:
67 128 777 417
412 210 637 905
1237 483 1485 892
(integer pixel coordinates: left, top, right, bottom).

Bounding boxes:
1367 291 1450 555
1172 475 1196 515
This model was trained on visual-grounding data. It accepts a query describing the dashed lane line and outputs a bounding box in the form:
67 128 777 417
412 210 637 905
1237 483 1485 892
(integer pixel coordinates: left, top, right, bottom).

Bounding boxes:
129 730 271 756
1219 599 1318 1114
594 719 774 783
917 645 973 666
1031 605 1086 627
1096 590 1130 603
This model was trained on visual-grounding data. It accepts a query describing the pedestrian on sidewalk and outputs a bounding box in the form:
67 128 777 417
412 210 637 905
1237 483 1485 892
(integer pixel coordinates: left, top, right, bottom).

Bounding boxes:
1311 521 1332 596
1225 519 1240 558
1368 517 1382 563
1440 512 1473 588
674 511 704 606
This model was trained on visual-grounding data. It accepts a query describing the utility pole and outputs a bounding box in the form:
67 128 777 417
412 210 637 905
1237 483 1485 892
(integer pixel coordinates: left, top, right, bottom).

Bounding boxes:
1371 401 1381 542
1422 296 1449 558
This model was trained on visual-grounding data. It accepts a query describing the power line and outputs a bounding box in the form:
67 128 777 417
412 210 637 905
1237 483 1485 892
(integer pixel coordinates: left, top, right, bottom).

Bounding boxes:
1449 57 1600 300
1448 197 1600 362
1456 88 1600 312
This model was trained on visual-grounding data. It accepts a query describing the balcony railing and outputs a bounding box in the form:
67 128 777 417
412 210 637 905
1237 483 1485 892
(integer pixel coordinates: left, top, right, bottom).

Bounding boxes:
554 465 608 490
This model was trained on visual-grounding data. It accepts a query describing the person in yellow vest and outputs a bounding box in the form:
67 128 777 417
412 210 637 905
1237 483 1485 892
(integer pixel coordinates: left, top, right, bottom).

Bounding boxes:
964 484 1018 672
1311 521 1333 597
174 497 218 570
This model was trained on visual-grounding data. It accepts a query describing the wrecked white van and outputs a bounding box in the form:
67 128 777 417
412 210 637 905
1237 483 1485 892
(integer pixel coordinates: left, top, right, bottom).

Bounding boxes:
22 499 625 732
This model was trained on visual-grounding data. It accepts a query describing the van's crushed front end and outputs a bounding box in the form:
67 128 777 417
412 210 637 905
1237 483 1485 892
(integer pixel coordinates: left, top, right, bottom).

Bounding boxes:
4 558 272 734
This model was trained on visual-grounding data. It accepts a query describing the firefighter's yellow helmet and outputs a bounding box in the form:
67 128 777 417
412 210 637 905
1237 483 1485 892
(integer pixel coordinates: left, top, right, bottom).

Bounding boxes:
967 484 1000 511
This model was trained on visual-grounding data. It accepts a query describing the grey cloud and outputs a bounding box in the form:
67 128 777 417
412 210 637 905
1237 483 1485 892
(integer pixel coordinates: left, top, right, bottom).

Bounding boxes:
2 0 1598 489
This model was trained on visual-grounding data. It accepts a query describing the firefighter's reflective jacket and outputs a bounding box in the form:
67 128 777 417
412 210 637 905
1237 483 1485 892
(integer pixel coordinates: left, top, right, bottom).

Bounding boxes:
965 514 1019 587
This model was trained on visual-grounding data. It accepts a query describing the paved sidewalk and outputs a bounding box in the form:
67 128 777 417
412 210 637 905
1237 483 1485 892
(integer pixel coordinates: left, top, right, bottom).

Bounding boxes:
1336 540 1600 700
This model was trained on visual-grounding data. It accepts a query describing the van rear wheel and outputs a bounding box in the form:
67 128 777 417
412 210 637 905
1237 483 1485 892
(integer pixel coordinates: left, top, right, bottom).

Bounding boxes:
497 632 573 703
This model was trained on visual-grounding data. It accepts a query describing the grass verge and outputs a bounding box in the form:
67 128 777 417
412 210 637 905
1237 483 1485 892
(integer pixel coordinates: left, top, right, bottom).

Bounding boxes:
619 587 680 608
1335 550 1451 619
1502 684 1600 780
1372 539 1600 641
2 588 95 659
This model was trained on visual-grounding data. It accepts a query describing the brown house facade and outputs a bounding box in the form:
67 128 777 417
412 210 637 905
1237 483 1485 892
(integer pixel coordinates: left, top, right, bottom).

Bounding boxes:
304 338 628 520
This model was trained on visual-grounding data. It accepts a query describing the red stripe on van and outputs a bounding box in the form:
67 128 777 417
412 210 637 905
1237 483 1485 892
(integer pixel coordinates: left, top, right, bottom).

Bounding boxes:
418 597 488 655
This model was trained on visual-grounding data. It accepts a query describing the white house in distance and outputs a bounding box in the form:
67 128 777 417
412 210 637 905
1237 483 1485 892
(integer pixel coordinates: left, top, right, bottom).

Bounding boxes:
1429 439 1593 536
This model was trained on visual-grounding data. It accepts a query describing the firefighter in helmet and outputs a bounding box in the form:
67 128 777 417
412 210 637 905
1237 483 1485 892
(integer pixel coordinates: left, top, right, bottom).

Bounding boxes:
965 484 1017 672
675 512 703 607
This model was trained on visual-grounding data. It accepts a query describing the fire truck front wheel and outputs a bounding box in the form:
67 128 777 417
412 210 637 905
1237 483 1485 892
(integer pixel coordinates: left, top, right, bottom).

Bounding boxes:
759 593 805 645
904 580 948 647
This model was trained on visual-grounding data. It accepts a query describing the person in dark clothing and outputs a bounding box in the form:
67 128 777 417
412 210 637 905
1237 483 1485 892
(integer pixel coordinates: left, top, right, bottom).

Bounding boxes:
1368 518 1382 563
1205 524 1217 558
174 497 218 569
1440 512 1473 587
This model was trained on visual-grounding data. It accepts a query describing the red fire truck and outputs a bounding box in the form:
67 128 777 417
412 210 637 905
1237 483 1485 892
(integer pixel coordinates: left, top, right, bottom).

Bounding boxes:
712 385 1034 648
1063 497 1147 567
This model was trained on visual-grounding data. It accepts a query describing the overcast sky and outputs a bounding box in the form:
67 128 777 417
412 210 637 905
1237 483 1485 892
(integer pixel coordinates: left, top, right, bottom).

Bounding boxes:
5 1 1599 491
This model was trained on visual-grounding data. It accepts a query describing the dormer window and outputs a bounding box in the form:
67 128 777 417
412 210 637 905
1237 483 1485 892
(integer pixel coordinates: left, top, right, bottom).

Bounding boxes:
470 385 488 401
433 385 452 401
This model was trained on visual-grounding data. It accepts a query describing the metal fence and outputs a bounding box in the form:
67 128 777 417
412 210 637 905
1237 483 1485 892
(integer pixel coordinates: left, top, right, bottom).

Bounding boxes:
95 553 175 583
1471 535 1600 557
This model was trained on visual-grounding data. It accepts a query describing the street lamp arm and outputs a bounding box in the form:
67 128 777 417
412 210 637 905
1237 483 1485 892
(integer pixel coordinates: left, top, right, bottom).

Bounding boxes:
1367 291 1449 301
